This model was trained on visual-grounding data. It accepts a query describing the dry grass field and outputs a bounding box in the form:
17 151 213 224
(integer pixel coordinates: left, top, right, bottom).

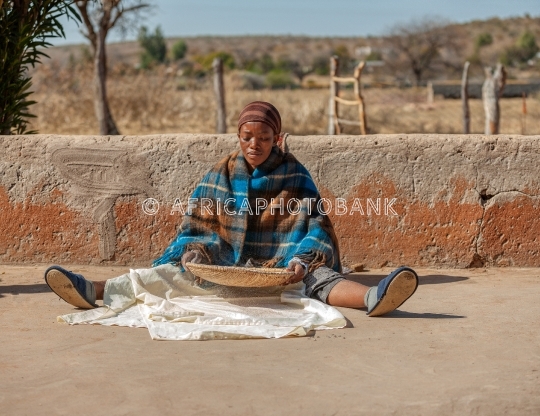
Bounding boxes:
28 64 540 136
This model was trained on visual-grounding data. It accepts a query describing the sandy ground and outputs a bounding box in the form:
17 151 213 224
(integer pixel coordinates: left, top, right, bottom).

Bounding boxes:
0 264 539 416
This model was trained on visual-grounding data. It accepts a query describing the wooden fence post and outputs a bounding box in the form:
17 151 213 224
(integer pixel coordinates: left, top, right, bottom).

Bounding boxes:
427 82 434 106
354 61 367 135
521 92 527 135
461 61 470 134
482 63 506 135
213 57 226 134
328 56 340 135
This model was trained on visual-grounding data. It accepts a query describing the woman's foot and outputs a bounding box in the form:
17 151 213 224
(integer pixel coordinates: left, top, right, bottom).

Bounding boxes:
365 266 418 317
44 266 97 309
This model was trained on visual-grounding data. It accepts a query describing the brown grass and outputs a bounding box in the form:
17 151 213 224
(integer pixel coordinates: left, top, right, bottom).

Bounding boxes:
28 64 540 136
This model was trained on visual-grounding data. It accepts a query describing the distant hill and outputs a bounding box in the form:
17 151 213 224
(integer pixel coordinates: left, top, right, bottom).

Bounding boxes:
43 15 540 83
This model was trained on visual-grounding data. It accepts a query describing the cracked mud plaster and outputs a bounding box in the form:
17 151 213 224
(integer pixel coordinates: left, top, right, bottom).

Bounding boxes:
1 134 539 267
476 192 540 267
325 175 482 268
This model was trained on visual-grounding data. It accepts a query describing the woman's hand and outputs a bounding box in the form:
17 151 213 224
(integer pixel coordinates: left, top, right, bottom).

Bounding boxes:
284 261 305 285
181 250 202 269
181 250 205 283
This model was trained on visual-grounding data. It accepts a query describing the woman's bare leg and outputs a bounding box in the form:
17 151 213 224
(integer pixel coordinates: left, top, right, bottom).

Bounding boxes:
92 280 107 300
326 280 369 308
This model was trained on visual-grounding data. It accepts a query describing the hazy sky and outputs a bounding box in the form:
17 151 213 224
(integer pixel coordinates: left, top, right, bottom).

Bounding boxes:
54 0 540 45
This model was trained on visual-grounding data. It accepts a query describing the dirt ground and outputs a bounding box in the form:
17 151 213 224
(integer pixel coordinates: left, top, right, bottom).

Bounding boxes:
0 265 539 416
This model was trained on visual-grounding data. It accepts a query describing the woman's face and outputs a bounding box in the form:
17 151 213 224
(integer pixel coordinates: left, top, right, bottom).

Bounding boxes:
238 122 278 171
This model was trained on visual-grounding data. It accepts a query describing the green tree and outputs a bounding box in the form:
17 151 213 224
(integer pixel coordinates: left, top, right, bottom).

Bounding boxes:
244 53 274 74
138 25 166 68
517 30 539 60
275 55 311 81
469 32 493 67
275 56 296 72
259 53 274 73
500 30 539 66
475 32 493 49
332 44 353 72
195 51 235 71
312 55 329 75
365 50 382 61
265 69 298 89
171 39 187 60
0 0 80 134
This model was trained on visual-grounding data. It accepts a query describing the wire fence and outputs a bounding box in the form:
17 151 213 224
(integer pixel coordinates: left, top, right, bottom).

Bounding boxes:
335 86 540 135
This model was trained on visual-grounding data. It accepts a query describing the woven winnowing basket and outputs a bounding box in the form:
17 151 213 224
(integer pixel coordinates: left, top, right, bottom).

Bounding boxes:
185 263 294 287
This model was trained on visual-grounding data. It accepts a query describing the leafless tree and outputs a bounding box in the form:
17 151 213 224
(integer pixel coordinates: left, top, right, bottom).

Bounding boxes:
76 0 150 134
386 17 460 86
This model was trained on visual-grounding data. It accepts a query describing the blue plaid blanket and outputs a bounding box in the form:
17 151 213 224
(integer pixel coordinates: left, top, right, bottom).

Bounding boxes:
153 146 341 272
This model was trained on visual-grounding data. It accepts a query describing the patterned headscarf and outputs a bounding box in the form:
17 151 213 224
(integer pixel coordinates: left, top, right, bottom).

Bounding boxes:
237 101 282 135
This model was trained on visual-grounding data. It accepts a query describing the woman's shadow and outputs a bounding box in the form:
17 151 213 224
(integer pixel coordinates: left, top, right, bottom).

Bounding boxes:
0 283 50 298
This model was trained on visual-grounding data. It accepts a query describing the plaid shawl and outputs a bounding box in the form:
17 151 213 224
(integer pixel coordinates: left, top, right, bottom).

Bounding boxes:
153 146 341 273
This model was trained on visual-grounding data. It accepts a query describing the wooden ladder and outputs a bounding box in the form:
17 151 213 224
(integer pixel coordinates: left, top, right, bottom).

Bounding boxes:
328 56 368 135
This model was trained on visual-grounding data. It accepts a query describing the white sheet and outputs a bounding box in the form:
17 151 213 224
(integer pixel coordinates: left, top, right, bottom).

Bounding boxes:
58 264 347 340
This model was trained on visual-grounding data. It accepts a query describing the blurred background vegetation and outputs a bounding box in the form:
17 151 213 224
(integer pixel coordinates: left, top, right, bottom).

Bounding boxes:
4 9 540 135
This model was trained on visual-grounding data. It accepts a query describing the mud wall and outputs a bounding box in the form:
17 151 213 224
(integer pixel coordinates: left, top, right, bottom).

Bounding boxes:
1 134 539 268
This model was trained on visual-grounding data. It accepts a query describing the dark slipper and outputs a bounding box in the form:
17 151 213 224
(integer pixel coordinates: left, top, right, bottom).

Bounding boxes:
44 265 97 309
367 266 418 317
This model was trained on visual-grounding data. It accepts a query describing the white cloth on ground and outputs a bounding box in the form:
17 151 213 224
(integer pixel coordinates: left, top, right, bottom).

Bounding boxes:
58 264 347 341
